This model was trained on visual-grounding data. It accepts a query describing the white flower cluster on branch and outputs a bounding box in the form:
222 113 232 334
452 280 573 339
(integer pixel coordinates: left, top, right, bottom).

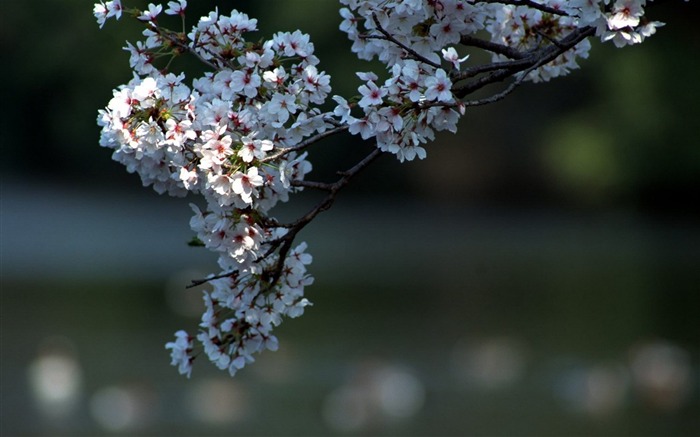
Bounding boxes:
94 0 680 378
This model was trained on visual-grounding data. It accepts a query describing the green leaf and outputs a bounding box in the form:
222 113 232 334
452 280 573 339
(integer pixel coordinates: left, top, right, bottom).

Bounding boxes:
187 237 205 247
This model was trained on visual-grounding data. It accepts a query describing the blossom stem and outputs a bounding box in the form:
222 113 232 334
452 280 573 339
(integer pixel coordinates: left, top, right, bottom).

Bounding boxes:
453 26 595 98
261 124 349 164
262 148 383 287
155 27 220 71
365 14 442 70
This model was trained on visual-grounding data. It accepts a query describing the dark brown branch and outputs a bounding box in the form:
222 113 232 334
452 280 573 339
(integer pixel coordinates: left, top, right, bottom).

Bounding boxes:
260 147 383 288
261 124 349 163
461 51 552 107
480 0 569 16
188 271 247 288
291 180 334 191
457 56 535 80
459 35 527 60
418 57 541 112
185 13 594 292
287 148 383 229
452 26 595 98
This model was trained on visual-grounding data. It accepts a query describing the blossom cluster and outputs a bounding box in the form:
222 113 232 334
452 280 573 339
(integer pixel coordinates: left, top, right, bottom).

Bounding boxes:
329 0 666 163
339 0 664 83
94 0 672 377
336 65 462 162
96 2 326 377
167 240 313 377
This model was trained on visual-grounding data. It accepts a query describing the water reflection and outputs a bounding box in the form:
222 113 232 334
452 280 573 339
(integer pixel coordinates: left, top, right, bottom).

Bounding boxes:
322 359 425 433
90 384 156 432
27 337 83 420
629 340 693 412
5 190 699 435
554 361 629 417
450 337 528 390
186 378 250 425
550 338 695 418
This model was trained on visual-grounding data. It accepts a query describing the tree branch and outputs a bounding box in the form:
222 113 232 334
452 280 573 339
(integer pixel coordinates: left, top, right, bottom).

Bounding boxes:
452 26 595 98
259 147 383 289
459 34 527 60
461 50 553 107
184 20 595 293
285 148 383 229
261 124 349 164
188 148 384 290
480 0 570 16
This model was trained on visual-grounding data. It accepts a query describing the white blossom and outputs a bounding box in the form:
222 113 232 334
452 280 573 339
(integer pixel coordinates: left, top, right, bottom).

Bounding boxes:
164 0 187 16
138 3 162 23
231 167 264 204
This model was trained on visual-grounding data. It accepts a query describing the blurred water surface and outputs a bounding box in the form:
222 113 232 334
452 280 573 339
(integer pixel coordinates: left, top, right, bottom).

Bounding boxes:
2 182 699 436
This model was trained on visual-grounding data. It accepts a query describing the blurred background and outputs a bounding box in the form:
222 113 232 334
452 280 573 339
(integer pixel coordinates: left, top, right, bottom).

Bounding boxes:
2 0 699 435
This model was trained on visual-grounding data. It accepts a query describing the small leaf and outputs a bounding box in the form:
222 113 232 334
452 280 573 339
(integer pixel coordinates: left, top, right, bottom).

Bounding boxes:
187 237 205 247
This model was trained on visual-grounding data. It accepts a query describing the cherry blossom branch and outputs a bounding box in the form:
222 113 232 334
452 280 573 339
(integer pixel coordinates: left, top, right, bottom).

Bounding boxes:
259 147 382 287
94 0 678 379
271 148 383 286
421 57 543 112
254 27 595 268
453 26 595 98
460 50 555 107
188 147 383 290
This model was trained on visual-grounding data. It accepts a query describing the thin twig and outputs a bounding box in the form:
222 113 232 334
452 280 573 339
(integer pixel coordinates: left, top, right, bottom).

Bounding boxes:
261 124 349 163
284 148 383 229
533 28 567 49
291 180 334 191
188 271 241 288
365 14 443 70
459 35 527 59
156 28 220 71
